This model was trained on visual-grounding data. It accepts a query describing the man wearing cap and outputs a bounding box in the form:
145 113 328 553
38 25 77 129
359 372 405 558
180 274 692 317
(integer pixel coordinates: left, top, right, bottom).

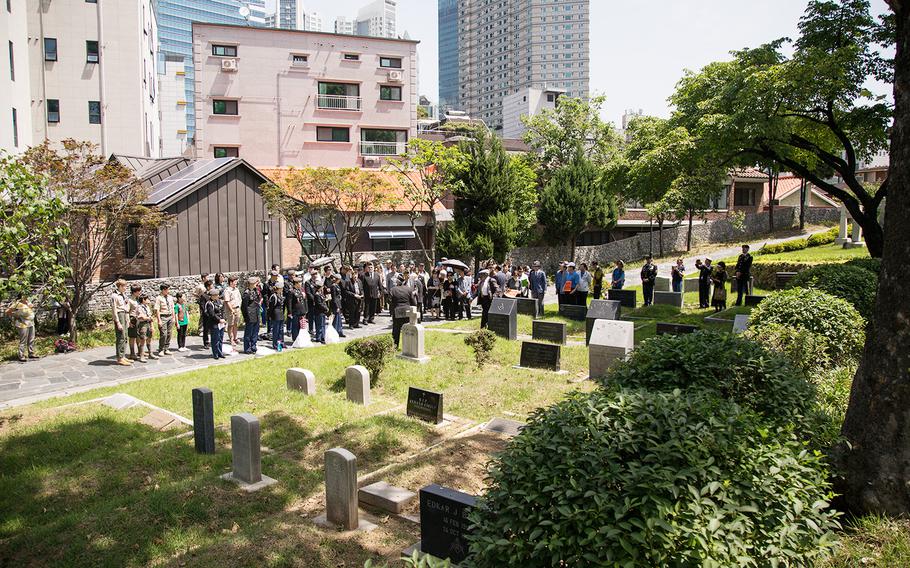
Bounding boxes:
153 284 175 356
563 263 581 302
388 274 416 348
641 255 658 306
203 288 226 359
240 277 261 354
529 261 547 315
554 262 568 305
287 278 308 341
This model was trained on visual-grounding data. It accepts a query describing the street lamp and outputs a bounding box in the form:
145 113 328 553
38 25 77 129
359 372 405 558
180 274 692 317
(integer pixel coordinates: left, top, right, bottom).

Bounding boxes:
261 219 271 274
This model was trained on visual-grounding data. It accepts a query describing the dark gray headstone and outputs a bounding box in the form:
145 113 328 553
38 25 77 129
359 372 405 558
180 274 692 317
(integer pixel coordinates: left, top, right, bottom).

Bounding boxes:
775 272 797 289
394 306 412 319
653 291 683 308
419 484 476 564
406 387 443 424
532 320 567 345
516 297 539 318
585 300 621 345
192 387 215 454
608 288 636 309
558 303 587 321
519 341 561 371
488 298 517 340
655 322 699 335
230 413 261 484
745 295 765 306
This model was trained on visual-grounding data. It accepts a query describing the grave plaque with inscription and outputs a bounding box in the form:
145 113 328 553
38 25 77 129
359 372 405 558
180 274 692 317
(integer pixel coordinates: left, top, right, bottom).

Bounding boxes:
406 387 444 424
516 297 539 318
585 300 621 345
588 319 635 380
519 341 561 371
419 484 477 564
607 288 637 309
558 303 587 321
531 320 567 345
487 298 517 340
655 322 699 335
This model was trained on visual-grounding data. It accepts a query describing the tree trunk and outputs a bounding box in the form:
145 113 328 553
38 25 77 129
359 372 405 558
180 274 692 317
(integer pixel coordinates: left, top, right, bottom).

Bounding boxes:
799 178 807 231
836 0 910 515
657 218 665 257
686 209 694 252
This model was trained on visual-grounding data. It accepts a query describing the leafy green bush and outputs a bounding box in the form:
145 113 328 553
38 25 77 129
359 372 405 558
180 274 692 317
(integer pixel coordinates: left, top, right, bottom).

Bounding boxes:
786 264 877 319
845 257 881 275
807 227 837 247
759 238 809 255
464 329 496 368
750 288 865 361
749 261 817 289
809 366 854 450
468 388 840 567
601 331 814 425
344 336 395 384
744 323 831 376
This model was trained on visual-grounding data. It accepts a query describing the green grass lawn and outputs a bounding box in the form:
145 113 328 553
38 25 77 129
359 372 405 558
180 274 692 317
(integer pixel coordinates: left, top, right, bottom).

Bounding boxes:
717 242 871 264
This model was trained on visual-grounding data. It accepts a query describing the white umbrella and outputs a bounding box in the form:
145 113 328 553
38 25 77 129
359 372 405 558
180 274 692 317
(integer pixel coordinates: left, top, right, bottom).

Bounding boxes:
358 253 379 263
310 256 334 268
441 259 469 271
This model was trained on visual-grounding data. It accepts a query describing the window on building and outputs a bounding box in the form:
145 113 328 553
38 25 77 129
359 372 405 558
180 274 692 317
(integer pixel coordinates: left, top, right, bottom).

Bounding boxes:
44 38 57 61
316 126 350 142
6 0 10 13
7 41 13 80
46 99 60 123
213 146 239 158
360 129 406 155
711 188 729 210
212 44 237 57
11 108 17 147
88 100 101 124
379 56 402 68
86 0 98 3
379 85 402 101
124 224 140 259
85 40 99 63
212 99 238 115
343 53 360 61
292 54 308 65
371 238 407 251
733 185 758 207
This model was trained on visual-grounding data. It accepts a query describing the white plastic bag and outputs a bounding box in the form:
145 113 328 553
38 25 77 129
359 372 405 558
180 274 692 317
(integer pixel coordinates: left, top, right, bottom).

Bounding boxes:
222 342 234 355
292 330 313 348
324 324 340 344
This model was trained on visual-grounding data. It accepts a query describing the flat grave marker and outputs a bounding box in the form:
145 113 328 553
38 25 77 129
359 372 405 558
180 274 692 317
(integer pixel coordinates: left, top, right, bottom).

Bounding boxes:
655 322 699 335
359 481 417 515
585 300 621 345
733 314 750 334
653 291 684 308
488 297 518 340
558 303 587 321
745 295 765 306
607 288 637 309
531 320 567 345
415 484 477 564
518 341 561 371
406 387 444 425
516 297 539 318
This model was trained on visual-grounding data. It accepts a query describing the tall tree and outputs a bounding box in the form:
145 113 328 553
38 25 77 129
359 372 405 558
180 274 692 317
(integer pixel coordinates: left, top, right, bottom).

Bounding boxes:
0 153 70 302
836 0 910 516
537 148 619 259
671 0 893 256
386 139 466 266
19 140 170 342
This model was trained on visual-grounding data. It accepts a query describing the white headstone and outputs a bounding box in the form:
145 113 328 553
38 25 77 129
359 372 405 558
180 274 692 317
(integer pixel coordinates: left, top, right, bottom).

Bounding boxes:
325 448 358 530
286 368 316 395
345 365 371 405
588 320 635 380
732 314 750 334
399 307 430 363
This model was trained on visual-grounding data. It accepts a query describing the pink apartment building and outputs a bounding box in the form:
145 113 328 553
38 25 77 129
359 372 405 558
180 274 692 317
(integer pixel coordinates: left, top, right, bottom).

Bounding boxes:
191 23 418 168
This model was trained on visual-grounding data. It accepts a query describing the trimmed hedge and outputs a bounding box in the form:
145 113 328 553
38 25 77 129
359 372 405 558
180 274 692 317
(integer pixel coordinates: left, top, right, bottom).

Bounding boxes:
749 261 817 289
601 331 814 425
786 263 877 319
750 288 865 361
757 226 839 256
744 323 831 376
845 257 881 275
468 388 840 567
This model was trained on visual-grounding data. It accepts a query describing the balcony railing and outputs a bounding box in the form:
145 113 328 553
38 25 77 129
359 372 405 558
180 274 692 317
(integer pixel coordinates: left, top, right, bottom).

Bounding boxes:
317 94 362 111
360 141 407 156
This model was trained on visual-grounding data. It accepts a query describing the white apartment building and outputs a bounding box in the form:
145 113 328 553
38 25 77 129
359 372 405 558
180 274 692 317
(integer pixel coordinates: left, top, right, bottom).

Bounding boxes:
303 11 323 32
356 0 396 38
25 0 161 157
247 0 267 26
1 0 32 154
335 16 354 35
159 55 189 157
502 86 564 139
192 23 418 168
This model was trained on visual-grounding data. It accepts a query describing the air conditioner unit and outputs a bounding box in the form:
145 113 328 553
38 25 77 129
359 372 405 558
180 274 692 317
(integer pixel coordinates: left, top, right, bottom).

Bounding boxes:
221 58 238 72
362 156 381 168
387 70 402 82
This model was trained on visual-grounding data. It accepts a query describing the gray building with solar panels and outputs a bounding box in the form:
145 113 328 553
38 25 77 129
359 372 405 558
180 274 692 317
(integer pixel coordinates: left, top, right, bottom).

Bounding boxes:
112 155 281 278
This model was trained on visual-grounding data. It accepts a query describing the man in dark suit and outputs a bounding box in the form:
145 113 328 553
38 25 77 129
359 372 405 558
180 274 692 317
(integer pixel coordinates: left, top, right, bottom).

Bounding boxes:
734 245 753 306
388 275 417 348
342 265 363 329
640 256 658 306
697 259 713 309
361 263 382 324
477 269 499 329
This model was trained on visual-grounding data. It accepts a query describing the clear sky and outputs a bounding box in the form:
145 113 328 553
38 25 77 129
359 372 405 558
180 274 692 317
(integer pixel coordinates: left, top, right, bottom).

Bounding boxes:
273 0 892 126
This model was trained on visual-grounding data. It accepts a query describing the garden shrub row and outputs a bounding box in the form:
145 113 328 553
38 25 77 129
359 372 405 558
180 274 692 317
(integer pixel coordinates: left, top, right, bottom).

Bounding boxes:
756 226 840 256
786 264 878 319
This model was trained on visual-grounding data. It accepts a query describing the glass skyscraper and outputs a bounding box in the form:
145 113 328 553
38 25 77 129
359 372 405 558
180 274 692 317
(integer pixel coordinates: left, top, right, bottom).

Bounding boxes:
157 1 255 142
437 0 459 112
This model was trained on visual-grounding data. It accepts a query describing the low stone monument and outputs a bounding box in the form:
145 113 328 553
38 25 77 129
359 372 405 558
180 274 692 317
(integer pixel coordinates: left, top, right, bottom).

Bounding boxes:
588 319 635 380
585 300 621 345
558 303 587 321
220 413 277 491
518 341 562 371
532 320 567 345
286 368 316 395
192 387 216 454
744 295 765 306
607 288 637 308
324 448 359 530
656 322 699 335
407 387 444 424
399 307 430 364
733 314 750 334
359 481 417 514
683 278 700 293
404 484 477 564
488 297 518 340
345 365 371 405
775 272 798 289
653 291 684 308
655 276 671 291
516 297 539 318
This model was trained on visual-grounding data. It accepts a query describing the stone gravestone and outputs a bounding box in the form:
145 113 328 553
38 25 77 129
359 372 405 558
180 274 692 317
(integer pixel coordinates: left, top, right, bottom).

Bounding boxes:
417 484 477 564
683 278 700 293
519 341 561 371
221 413 277 491
487 297 517 340
585 300 621 345
192 387 215 454
608 288 637 309
744 295 765 306
653 291 684 308
655 276 671 292
531 320 566 345
345 365 371 405
775 272 798 289
516 297 539 318
656 322 699 335
399 307 430 364
325 448 359 530
286 368 316 395
558 303 587 321
407 387 444 424
588 319 635 380
732 314 750 334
